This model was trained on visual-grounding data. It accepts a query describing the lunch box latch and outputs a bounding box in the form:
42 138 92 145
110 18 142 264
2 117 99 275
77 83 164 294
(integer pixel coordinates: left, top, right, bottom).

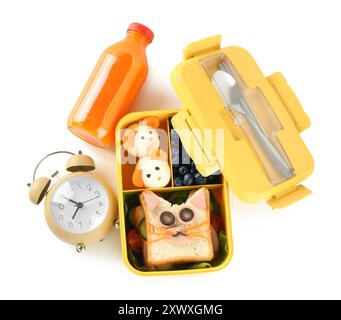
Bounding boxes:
268 72 311 133
267 184 312 209
183 35 222 60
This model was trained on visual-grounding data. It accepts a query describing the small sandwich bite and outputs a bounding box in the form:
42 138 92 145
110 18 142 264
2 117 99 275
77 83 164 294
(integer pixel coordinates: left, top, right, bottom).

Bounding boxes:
122 117 160 158
132 149 171 188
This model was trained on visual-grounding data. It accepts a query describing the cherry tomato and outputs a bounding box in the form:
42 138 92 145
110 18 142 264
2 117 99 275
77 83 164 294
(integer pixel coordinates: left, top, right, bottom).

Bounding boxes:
211 215 224 234
127 229 143 253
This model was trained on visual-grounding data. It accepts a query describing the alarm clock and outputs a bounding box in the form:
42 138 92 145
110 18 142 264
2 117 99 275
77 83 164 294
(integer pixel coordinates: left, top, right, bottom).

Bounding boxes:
28 151 116 252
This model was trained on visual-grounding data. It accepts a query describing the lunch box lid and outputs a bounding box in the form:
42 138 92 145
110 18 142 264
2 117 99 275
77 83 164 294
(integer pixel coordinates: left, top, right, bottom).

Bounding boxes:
170 35 314 208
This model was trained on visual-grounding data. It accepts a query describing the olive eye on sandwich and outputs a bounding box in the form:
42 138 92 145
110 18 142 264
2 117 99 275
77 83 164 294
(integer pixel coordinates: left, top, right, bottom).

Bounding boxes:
179 208 194 222
160 211 175 226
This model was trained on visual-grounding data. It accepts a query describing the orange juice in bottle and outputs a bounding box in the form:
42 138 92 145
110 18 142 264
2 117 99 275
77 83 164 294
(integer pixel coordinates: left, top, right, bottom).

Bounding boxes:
68 23 154 148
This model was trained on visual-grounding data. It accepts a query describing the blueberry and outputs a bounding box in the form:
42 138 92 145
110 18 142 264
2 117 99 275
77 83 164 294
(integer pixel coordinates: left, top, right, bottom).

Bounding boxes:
171 130 180 148
172 152 180 166
172 147 179 154
212 173 223 184
178 165 189 175
174 176 183 187
181 148 191 165
207 175 216 184
183 173 194 186
208 175 221 184
194 172 205 185
171 141 180 152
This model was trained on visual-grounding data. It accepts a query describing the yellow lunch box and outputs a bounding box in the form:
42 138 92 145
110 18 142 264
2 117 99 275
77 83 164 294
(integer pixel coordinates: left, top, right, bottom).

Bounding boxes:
115 35 314 276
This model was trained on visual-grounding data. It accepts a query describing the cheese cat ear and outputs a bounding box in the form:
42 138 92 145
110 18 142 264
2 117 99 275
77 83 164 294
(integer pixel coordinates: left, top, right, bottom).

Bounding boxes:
143 117 160 129
149 149 168 162
128 123 140 131
132 169 144 188
140 190 165 212
122 127 137 148
188 188 208 210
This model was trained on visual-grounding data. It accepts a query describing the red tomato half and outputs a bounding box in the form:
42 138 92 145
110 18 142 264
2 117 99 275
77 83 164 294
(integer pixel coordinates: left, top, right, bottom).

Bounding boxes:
127 229 143 253
211 215 224 235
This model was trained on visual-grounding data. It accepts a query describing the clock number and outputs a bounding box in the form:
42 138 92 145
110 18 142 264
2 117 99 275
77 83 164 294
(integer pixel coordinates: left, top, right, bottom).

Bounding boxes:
96 211 102 217
78 222 82 230
99 201 103 207
87 184 93 191
95 191 100 197
53 203 64 210
68 221 73 228
77 182 82 189
59 215 64 221
89 219 93 226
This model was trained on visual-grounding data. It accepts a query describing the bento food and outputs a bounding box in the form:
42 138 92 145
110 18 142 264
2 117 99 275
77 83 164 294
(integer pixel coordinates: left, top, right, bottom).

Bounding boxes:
132 150 171 188
122 117 161 158
121 116 171 188
139 188 214 266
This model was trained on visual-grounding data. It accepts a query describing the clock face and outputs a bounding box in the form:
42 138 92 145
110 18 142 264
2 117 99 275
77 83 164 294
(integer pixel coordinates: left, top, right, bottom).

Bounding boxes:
50 175 110 234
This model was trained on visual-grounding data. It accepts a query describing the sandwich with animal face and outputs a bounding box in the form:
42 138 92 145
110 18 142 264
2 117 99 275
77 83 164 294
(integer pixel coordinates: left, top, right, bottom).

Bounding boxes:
139 188 214 266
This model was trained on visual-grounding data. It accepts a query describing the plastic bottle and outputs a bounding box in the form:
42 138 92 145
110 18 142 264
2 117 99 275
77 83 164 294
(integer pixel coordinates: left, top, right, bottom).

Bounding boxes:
68 23 154 148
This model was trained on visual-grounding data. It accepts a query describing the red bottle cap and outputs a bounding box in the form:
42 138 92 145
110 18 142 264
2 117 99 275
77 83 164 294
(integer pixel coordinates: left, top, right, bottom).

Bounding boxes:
128 22 154 43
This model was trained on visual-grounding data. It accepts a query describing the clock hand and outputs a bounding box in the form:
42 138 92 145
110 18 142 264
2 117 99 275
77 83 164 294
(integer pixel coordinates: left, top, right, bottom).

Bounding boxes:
62 196 79 205
81 195 100 204
72 204 82 220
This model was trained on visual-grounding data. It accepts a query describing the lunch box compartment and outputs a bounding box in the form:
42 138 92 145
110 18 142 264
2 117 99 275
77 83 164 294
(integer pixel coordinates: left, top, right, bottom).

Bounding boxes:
115 110 233 275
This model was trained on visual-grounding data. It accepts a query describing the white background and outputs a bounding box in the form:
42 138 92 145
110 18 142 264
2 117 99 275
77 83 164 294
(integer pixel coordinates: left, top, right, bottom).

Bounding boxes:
0 0 339 300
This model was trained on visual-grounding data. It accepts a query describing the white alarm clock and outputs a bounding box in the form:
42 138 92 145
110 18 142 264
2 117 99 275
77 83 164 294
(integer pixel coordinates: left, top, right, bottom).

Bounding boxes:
28 151 116 252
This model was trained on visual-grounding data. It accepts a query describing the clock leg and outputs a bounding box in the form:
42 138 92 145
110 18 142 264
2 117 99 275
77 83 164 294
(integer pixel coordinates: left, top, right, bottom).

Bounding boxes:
76 243 86 253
